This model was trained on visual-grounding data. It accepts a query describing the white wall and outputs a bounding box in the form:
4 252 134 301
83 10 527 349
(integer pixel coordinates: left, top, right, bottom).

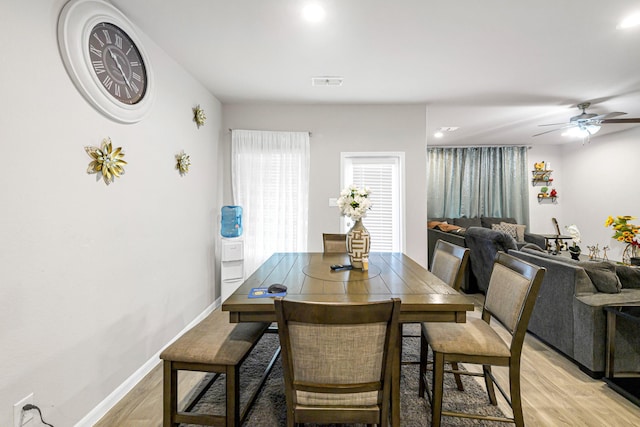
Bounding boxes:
528 129 640 260
559 127 640 261
222 104 429 266
0 1 222 425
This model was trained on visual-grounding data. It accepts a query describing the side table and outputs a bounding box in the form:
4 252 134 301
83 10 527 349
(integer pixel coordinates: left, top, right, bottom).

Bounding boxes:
604 304 640 406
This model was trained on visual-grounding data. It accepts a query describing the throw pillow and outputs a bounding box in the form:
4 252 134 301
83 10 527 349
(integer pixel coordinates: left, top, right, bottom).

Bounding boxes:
501 221 526 242
435 223 464 233
428 220 447 229
576 261 622 293
492 222 518 240
480 216 516 228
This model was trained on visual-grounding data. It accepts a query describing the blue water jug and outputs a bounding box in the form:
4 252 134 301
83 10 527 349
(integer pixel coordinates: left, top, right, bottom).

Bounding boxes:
221 206 243 237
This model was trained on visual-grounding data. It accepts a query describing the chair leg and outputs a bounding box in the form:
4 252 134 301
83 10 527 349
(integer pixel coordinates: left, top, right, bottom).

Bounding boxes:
510 361 525 427
419 331 428 397
163 361 177 427
431 351 445 427
450 362 464 391
483 364 498 405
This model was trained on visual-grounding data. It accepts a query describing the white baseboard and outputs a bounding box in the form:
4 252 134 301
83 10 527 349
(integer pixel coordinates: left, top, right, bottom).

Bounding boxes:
75 299 221 426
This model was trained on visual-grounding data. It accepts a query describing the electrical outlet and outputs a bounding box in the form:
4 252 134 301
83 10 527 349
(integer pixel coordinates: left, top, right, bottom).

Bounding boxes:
13 393 34 427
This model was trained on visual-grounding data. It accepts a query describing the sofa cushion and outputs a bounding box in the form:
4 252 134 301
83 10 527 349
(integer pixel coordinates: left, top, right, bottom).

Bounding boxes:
453 216 482 228
615 264 640 289
481 216 516 228
576 261 622 294
521 243 546 253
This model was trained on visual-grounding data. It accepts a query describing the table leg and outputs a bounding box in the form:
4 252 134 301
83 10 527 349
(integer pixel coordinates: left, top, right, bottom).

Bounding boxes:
606 310 617 378
391 323 401 427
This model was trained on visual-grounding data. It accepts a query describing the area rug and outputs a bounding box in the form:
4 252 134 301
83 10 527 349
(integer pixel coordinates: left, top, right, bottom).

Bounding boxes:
184 324 510 426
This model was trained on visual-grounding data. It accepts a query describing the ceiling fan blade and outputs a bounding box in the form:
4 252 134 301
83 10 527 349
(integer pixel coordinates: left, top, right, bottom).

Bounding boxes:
538 122 572 127
532 123 577 137
590 111 626 121
601 118 640 124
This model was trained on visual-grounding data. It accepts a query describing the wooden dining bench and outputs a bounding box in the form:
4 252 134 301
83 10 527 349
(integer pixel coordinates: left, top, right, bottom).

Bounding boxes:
160 308 273 427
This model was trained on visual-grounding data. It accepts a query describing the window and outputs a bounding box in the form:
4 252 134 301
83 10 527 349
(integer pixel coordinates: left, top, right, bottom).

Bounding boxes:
341 152 404 252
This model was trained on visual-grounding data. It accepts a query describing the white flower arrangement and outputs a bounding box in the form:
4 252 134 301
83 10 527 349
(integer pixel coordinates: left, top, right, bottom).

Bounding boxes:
337 185 372 221
565 224 581 244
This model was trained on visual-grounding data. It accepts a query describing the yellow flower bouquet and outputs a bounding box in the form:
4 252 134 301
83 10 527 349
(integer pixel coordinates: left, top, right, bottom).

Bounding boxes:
605 215 640 263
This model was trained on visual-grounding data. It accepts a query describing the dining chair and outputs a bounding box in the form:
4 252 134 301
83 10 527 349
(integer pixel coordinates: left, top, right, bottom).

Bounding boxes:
322 233 347 253
430 239 470 292
402 240 469 390
274 297 401 427
419 252 545 427
409 239 470 389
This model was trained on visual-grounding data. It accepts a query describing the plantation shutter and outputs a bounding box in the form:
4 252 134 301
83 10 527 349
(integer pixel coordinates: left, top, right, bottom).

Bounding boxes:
342 153 403 252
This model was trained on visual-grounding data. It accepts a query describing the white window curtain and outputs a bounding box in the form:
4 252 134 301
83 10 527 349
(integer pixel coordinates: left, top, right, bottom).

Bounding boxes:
232 130 310 276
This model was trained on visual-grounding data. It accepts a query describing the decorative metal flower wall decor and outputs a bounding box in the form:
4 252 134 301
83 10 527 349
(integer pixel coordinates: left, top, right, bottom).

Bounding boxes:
85 137 127 185
176 151 191 175
193 104 206 128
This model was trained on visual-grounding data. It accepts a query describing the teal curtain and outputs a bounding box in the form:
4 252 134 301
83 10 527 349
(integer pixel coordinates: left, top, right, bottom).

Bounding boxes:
427 146 529 226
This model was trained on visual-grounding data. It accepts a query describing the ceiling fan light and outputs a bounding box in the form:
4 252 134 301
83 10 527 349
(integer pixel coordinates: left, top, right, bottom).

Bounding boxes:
586 124 601 135
562 126 597 138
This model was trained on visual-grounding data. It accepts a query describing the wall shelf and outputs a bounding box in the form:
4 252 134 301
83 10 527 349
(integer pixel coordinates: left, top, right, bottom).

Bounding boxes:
532 170 553 186
537 195 557 203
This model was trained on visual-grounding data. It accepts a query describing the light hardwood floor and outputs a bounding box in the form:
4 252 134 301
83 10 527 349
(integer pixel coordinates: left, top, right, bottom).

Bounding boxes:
96 297 640 426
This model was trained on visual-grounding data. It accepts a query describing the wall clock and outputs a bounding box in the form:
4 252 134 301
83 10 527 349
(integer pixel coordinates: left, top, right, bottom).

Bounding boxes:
58 0 155 123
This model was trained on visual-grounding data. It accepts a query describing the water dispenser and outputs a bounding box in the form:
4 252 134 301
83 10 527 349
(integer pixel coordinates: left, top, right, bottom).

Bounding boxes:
221 205 243 238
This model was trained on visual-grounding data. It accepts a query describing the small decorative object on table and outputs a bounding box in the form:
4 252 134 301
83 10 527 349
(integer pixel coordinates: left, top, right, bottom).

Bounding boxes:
337 185 372 271
605 215 640 265
565 224 581 260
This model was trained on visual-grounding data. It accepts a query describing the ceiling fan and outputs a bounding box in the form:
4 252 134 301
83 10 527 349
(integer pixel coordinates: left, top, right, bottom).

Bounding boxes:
533 102 640 139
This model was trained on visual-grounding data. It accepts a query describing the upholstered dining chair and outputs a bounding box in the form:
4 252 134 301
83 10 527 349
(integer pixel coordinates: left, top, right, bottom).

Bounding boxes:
410 240 470 389
402 240 469 387
322 233 347 253
274 297 401 427
419 252 545 427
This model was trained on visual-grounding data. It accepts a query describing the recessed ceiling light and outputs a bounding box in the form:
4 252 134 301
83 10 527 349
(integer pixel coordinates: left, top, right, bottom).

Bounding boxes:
433 127 459 138
618 11 640 29
302 3 325 23
311 76 343 86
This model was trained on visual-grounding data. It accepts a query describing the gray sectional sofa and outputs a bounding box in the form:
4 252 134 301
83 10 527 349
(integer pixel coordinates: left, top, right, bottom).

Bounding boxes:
427 216 546 292
510 248 640 377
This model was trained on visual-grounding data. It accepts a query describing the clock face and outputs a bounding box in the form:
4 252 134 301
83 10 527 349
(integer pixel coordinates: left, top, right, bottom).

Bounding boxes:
88 22 147 105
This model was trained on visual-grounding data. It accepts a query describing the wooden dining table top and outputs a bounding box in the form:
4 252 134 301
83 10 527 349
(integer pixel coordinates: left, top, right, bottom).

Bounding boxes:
222 252 475 323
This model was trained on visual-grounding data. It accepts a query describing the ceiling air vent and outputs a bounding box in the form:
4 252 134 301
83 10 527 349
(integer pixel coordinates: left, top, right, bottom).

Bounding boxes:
312 76 344 86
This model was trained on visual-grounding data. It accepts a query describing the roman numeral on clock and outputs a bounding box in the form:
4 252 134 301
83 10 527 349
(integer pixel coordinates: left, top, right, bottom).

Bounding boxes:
92 61 106 74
